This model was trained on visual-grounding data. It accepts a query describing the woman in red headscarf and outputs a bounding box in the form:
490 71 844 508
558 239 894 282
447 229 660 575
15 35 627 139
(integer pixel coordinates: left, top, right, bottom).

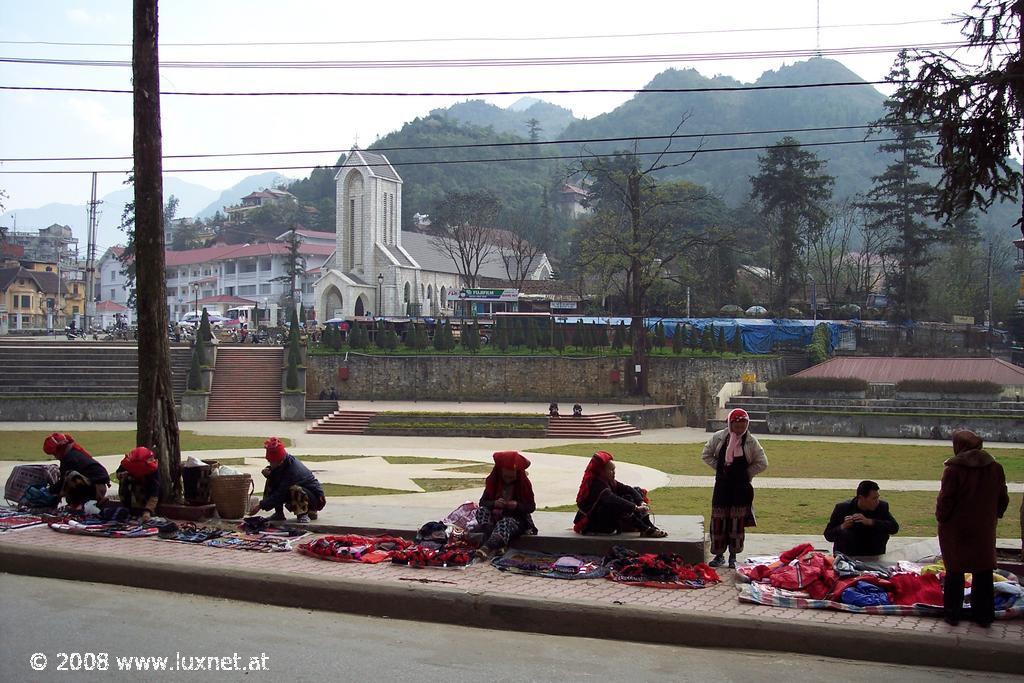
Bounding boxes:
474 451 537 560
115 447 161 521
701 408 768 568
574 451 666 537
249 438 325 523
936 429 1009 626
43 432 110 508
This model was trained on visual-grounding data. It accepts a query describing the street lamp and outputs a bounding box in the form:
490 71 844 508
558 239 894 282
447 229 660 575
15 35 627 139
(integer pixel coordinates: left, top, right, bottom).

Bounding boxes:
377 273 384 318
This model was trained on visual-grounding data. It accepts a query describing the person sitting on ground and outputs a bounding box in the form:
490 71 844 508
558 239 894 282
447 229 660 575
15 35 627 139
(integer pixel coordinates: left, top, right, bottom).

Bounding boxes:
573 403 583 417
823 480 899 558
548 402 560 417
43 432 110 509
474 451 537 560
573 451 667 537
249 438 325 523
936 429 1009 627
329 387 339 400
116 446 161 522
318 389 329 400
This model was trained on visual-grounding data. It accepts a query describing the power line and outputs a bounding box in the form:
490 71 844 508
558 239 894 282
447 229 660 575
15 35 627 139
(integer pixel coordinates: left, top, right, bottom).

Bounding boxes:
0 79 902 98
0 18 950 48
0 41 977 70
0 123 921 163
0 135 940 175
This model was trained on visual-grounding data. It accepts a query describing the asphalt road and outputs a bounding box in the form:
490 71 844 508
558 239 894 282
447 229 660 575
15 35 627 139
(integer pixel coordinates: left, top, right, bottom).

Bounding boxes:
0 574 1016 683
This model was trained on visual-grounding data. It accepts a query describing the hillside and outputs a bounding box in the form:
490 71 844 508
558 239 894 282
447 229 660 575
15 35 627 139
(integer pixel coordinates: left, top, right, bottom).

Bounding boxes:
431 98 576 139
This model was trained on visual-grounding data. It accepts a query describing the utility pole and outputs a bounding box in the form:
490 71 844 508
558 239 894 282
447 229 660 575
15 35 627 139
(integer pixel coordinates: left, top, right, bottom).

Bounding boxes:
686 286 691 318
628 168 647 397
133 0 181 502
986 240 993 356
85 172 101 331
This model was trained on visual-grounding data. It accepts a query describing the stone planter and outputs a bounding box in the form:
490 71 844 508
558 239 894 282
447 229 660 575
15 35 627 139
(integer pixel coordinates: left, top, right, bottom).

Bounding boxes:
896 391 1002 402
768 390 867 400
281 391 305 420
179 391 209 421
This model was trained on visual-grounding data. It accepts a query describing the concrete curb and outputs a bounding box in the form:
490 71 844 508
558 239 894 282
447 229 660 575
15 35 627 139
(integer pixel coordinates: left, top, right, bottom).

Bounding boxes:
2 543 1021 675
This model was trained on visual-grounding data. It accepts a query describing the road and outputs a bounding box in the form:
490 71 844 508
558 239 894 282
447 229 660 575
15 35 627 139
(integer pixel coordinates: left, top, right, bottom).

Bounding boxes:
0 574 1016 683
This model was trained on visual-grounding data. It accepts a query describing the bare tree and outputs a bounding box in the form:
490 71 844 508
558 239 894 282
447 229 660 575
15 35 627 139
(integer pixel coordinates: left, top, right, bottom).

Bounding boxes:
808 201 857 304
430 191 501 290
133 0 181 502
496 224 545 290
846 203 892 304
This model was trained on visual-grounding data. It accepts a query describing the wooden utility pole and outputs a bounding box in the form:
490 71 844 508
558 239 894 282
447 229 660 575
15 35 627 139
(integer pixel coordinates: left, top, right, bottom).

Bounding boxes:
133 0 181 501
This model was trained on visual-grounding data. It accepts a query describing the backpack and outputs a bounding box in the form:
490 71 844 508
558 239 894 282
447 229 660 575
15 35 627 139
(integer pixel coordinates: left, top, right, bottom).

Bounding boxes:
5 464 60 504
20 484 59 509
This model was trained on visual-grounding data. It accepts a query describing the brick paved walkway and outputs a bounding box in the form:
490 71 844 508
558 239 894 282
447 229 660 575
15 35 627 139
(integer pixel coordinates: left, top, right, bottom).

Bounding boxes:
2 526 1020 646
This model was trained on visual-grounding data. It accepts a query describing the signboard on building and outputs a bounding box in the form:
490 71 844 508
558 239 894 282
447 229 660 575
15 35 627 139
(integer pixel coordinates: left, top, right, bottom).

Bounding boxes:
549 301 578 310
951 315 975 325
446 288 519 302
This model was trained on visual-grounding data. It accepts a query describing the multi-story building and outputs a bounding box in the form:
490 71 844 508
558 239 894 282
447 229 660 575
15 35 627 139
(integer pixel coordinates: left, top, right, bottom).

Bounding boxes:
224 188 297 223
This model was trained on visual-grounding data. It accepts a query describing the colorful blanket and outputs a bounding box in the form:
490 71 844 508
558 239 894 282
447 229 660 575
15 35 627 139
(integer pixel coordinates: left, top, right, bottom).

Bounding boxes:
48 520 158 538
492 549 608 580
298 535 413 564
738 582 1024 619
391 542 476 569
203 531 299 553
604 546 720 589
0 510 45 531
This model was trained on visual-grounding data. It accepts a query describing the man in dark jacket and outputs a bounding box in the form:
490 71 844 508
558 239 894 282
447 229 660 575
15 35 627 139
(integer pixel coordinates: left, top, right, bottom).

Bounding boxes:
824 480 899 558
43 432 110 508
249 438 325 523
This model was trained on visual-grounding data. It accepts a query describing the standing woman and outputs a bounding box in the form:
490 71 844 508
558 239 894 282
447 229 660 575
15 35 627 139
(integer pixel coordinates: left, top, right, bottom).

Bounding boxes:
701 408 768 568
936 430 1009 626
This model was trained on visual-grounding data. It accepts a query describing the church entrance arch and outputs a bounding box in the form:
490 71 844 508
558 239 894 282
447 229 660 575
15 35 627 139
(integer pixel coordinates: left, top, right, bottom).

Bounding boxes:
323 285 343 320
354 295 367 317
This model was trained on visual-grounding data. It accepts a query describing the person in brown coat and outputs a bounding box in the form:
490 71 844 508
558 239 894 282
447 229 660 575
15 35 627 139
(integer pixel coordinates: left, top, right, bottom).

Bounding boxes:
935 430 1010 626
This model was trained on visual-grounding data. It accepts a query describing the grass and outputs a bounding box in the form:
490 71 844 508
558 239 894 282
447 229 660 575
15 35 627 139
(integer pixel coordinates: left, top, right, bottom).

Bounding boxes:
413 477 484 492
0 431 290 461
774 409 1024 420
294 455 364 463
320 483 406 497
378 411 539 418
532 441 1024 482
443 463 495 474
544 487 1022 538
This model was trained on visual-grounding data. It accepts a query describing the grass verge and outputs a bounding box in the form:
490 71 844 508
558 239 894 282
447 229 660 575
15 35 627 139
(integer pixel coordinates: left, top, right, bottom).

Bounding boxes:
321 483 406 497
413 477 484 493
0 431 289 461
532 441 1024 482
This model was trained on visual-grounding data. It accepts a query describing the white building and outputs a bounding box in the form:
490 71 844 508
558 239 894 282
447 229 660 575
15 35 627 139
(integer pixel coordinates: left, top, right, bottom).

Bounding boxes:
314 148 553 320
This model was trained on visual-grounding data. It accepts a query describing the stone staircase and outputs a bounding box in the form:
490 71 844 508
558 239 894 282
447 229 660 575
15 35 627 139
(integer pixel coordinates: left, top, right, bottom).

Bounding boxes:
706 395 770 433
307 410 375 434
305 399 340 419
206 347 283 421
546 413 641 439
0 341 191 399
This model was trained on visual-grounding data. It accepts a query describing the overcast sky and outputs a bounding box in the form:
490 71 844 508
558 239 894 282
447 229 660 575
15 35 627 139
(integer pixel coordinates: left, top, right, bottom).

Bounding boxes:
0 0 979 214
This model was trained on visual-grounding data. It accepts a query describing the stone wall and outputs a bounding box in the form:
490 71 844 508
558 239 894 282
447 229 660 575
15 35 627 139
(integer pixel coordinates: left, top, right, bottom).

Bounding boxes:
768 411 1024 443
306 353 785 425
0 395 137 421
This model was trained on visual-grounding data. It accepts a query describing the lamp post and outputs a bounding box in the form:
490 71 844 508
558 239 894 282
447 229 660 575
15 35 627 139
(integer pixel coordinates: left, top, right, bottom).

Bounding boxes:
377 272 384 319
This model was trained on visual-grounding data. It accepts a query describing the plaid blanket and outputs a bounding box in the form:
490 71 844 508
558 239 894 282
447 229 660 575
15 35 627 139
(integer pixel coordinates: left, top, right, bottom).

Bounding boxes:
738 583 1024 619
0 510 45 532
492 549 608 580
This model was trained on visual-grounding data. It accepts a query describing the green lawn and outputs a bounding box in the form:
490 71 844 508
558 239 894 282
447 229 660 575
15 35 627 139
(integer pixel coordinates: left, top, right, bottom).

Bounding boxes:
383 456 468 465
413 477 484 493
533 441 1024 482
545 487 1022 538
321 483 406 496
294 455 364 463
0 431 289 461
443 463 495 474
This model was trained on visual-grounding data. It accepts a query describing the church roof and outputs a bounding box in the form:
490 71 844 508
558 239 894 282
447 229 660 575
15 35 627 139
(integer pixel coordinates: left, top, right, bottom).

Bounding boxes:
338 149 402 183
399 231 510 279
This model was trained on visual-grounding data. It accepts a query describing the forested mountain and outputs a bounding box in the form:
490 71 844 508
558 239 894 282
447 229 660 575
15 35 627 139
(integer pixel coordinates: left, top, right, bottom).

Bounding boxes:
432 98 576 139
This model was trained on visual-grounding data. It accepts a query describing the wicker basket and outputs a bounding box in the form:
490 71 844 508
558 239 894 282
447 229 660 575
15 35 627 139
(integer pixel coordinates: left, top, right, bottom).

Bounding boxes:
209 474 254 520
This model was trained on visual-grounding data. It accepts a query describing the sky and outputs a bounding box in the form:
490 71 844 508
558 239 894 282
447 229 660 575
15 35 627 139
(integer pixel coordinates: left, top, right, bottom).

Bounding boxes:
0 0 983 218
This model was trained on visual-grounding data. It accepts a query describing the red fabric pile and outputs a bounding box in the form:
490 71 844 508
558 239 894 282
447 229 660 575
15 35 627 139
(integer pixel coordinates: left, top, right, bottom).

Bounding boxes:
298 535 412 564
391 542 476 568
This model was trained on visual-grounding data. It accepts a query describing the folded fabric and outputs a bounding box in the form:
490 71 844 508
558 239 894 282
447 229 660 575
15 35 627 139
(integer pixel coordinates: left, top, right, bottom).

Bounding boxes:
492 549 608 580
391 542 475 568
604 546 720 589
768 549 836 600
888 572 943 607
298 534 412 563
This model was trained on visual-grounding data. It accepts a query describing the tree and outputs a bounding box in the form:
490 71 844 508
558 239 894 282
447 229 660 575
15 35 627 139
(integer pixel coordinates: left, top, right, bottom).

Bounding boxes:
432 321 446 351
526 117 542 143
653 322 666 350
495 222 546 291
701 324 715 352
750 138 835 314
523 317 538 350
672 323 683 354
271 226 306 315
808 201 858 306
892 3 1023 234
552 322 566 353
186 344 202 391
715 326 727 352
861 61 943 322
462 319 480 352
494 318 510 352
731 327 745 354
285 308 301 390
612 321 625 350
430 191 502 289
574 134 719 395
132 0 181 503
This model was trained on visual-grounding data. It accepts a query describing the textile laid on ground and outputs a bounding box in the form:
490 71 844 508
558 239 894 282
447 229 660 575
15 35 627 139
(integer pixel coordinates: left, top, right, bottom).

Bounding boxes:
492 548 608 580
155 524 226 545
298 535 413 564
203 530 301 553
48 519 158 538
0 508 45 532
391 542 477 568
735 543 1024 620
603 546 720 589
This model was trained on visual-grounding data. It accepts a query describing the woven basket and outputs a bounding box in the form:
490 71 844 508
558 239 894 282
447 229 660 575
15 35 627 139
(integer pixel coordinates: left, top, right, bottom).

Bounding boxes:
209 474 254 520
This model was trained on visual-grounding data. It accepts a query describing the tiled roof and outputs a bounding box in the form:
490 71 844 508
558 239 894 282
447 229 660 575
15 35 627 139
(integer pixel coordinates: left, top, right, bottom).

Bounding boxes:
399 231 509 279
347 149 402 183
794 357 1024 386
95 300 129 312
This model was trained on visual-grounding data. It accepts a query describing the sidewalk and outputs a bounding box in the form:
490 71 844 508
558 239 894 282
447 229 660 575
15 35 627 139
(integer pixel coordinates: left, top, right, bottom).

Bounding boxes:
1 525 1021 674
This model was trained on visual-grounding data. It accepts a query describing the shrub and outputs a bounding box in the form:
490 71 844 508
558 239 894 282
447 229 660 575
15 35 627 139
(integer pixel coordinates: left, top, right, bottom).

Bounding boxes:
701 324 715 352
672 323 683 354
553 323 566 353
462 321 480 352
895 379 1002 395
523 318 538 350
654 322 666 350
494 319 510 352
186 344 202 391
612 322 625 350
731 328 744 354
766 376 869 394
806 323 831 365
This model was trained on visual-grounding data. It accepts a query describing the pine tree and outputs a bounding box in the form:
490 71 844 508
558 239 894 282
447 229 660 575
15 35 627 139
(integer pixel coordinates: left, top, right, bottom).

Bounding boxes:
672 323 683 354
553 322 565 353
701 324 715 352
612 321 625 351
433 322 446 351
717 326 728 352
731 327 744 354
443 321 455 350
331 325 343 351
495 319 509 352
287 307 302 367
524 318 538 350
186 343 202 391
654 322 666 350
574 320 585 350
463 320 480 352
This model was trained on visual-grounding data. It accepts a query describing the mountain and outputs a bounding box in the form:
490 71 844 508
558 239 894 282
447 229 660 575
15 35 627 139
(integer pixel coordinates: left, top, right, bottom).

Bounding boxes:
195 171 293 219
430 98 577 139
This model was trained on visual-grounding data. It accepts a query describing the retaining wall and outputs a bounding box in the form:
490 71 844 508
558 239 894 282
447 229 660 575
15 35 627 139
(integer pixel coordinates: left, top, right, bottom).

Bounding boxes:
768 411 1024 443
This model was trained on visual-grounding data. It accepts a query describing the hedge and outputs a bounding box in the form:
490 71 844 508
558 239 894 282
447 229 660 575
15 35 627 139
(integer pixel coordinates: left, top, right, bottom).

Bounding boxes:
895 379 1002 395
767 376 869 394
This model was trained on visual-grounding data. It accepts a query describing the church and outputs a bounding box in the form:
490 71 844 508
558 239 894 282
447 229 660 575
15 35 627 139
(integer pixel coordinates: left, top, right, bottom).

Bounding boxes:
314 148 553 320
